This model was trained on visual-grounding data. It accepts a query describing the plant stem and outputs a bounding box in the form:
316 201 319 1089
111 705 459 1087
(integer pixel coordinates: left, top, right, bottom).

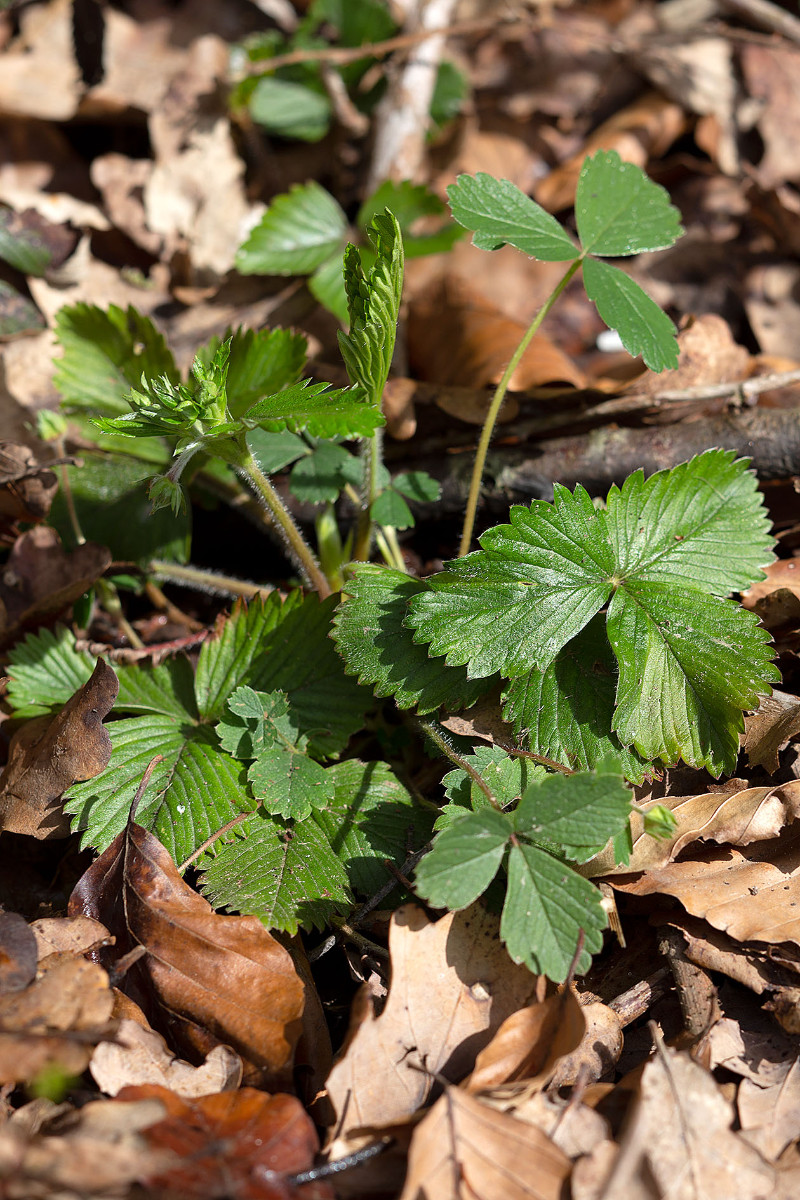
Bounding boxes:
418 716 501 811
149 560 274 599
236 449 331 597
353 429 383 562
458 258 582 557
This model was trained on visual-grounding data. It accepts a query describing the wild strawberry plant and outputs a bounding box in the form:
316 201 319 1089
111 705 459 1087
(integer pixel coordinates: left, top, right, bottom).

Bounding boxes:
17 151 778 981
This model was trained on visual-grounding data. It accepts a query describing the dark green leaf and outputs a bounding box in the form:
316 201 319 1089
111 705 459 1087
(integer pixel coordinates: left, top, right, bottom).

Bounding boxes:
446 173 577 261
200 327 308 417
392 471 441 503
513 759 632 863
0 279 45 337
289 440 359 504
5 626 95 718
370 488 414 529
243 378 384 439
308 253 349 323
414 810 511 909
246 428 308 474
0 207 51 274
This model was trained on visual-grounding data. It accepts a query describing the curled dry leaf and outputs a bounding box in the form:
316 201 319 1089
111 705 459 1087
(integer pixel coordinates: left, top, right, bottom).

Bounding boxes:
743 690 800 773
30 914 113 961
324 904 539 1138
119 1083 333 1200
399 1087 571 1200
0 910 38 995
0 441 58 538
0 526 111 648
547 1000 623 1090
69 817 305 1087
465 986 585 1093
0 659 118 838
742 557 800 615
590 778 800 876
91 1017 242 1098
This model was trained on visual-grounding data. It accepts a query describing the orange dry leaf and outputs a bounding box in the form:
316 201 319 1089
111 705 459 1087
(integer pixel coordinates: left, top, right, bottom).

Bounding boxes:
69 818 305 1087
465 986 584 1093
121 1083 332 1200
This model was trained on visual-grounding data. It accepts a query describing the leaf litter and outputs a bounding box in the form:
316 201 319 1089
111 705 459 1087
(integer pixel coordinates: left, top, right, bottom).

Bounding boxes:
5 0 800 1196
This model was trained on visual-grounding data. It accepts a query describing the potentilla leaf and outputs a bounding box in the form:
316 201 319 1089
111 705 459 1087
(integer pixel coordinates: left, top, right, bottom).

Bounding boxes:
331 564 494 713
446 173 578 261
608 582 779 775
407 485 615 678
289 440 361 505
582 256 679 372
197 327 308 417
242 378 384 439
199 810 352 934
235 181 348 276
414 810 512 910
442 745 545 812
513 759 632 863
605 449 775 594
370 487 415 529
575 149 684 256
337 211 404 407
501 843 607 980
503 615 650 782
247 745 331 820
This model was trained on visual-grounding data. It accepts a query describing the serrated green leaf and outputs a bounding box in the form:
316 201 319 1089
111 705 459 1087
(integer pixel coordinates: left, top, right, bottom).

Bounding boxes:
392 471 441 503
115 657 198 718
513 760 632 863
247 428 308 474
216 686 299 757
582 256 679 372
446 173 577 261
247 745 331 819
64 717 252 862
575 150 684 257
442 745 545 813
370 488 414 529
5 626 95 717
53 303 178 417
337 211 403 406
198 327 308 417
415 810 511 910
408 486 614 678
313 759 430 895
199 810 352 933
242 378 384 439
249 76 332 142
236 182 347 276
49 453 190 565
503 615 649 782
501 843 606 980
332 564 494 713
608 582 779 774
605 449 774 595
308 253 349 322
289 440 360 504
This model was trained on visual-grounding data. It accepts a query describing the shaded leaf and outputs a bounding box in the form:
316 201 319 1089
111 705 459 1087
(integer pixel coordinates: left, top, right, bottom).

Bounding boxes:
242 378 384 439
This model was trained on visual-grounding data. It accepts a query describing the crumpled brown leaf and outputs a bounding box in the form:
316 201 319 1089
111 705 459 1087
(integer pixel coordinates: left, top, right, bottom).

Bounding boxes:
91 1017 242 1099
465 986 585 1093
0 659 118 838
0 441 59 540
69 817 305 1088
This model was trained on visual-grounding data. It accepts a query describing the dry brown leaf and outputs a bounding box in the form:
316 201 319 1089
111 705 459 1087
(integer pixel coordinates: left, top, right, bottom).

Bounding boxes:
548 1000 623 1089
0 659 118 838
625 314 749 399
612 831 800 952
697 1014 799 1089
743 691 800 773
324 904 539 1136
69 817 305 1087
0 910 37 996
466 986 584 1093
0 954 115 1085
591 779 800 876
30 915 113 962
398 1087 571 1200
0 441 58 538
0 527 111 649
740 42 800 190
494 1091 609 1162
738 1059 800 1161
742 557 800 611
534 91 687 212
0 1093 174 1198
91 1018 242 1099
664 914 785 997
598 1040 774 1199
744 262 800 360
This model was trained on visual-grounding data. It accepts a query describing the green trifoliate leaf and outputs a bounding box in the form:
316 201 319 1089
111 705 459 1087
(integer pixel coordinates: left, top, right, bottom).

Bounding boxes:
608 582 778 774
216 686 300 758
392 471 441 503
501 843 606 979
414 810 512 910
247 745 331 820
242 378 384 439
288 440 360 504
248 76 332 142
331 564 494 714
370 488 415 529
446 173 578 261
575 150 684 257
503 615 649 782
236 181 348 276
582 256 679 372
512 759 632 863
408 485 615 678
442 745 545 813
199 810 352 934
337 210 403 406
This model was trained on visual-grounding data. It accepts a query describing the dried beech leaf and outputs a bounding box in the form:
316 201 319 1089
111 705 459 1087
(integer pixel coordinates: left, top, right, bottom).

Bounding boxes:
91 1018 242 1098
0 659 118 838
399 1087 571 1200
325 904 539 1137
466 987 584 1093
30 915 113 962
0 441 58 537
0 910 38 995
69 817 305 1086
743 690 800 773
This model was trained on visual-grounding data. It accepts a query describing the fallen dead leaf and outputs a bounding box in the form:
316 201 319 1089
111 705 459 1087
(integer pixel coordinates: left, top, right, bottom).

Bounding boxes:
625 313 749 399
0 909 37 995
547 999 623 1090
91 1017 242 1099
69 817 305 1087
738 1058 800 1161
0 659 118 838
120 1082 333 1200
743 690 800 773
465 986 585 1093
324 904 539 1138
0 441 59 540
740 42 800 190
742 557 800 611
398 1086 571 1200
30 914 113 961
